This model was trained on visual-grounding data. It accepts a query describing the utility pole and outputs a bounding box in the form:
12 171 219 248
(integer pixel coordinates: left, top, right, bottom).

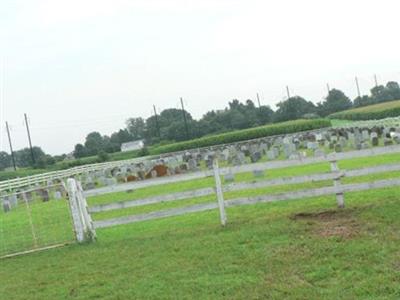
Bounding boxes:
5 121 16 171
286 86 291 99
256 93 262 110
327 83 331 94
24 113 35 164
374 74 378 87
256 93 264 124
355 77 361 98
153 105 161 138
180 97 189 140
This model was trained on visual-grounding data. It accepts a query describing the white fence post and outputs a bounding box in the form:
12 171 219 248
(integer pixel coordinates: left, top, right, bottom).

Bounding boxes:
67 178 96 243
213 159 227 226
330 160 345 208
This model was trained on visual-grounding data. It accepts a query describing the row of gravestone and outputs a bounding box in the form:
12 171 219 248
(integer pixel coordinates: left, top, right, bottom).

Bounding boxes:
3 125 399 195
1 185 67 213
75 125 400 190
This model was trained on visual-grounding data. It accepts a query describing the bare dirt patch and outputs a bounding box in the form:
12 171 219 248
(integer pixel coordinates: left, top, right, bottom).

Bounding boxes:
291 208 362 239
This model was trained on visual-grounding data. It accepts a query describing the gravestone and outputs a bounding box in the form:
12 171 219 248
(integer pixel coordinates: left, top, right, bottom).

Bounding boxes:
224 173 235 183
84 182 96 190
307 142 318 150
24 191 33 202
9 194 18 207
250 151 262 163
106 178 117 186
267 150 276 160
371 132 379 146
362 130 369 141
384 137 393 146
361 142 370 149
3 200 11 213
253 169 264 178
313 149 325 157
54 191 62 200
334 143 342 153
40 190 50 202
188 158 198 171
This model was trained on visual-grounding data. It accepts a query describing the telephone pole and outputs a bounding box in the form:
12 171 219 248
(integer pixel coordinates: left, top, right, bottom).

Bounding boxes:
153 105 161 138
374 74 378 87
326 83 331 94
5 121 16 171
256 93 262 110
180 97 189 140
286 86 291 99
24 113 35 164
355 77 361 98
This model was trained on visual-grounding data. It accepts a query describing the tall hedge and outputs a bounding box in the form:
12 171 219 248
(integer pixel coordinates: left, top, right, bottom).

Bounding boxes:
150 119 331 155
329 100 400 120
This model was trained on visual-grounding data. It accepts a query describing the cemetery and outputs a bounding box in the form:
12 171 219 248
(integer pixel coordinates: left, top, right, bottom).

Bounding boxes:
3 2 400 298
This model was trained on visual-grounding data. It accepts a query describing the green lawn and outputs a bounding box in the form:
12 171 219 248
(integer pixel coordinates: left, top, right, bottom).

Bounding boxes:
0 153 400 299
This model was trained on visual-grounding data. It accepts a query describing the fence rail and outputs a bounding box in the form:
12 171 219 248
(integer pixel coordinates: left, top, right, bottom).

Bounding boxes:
83 144 400 231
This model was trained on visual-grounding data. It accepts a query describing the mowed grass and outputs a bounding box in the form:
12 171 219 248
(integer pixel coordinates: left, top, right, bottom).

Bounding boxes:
0 195 75 257
1 153 400 299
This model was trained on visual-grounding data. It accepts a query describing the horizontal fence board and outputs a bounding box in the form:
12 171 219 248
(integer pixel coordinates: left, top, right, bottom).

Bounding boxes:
2 145 399 192
219 145 400 176
87 163 400 212
93 202 219 229
225 178 400 208
89 187 215 213
84 170 214 197
223 163 400 193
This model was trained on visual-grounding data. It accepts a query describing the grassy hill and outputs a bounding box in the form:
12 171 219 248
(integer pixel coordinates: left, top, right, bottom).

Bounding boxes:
1 152 400 299
329 100 400 120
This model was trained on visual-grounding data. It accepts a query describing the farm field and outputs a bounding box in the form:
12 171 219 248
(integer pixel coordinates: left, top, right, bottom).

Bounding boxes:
329 99 400 120
1 152 400 299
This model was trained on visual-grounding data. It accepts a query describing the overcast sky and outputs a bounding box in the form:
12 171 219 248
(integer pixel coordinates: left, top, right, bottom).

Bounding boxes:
1 0 399 155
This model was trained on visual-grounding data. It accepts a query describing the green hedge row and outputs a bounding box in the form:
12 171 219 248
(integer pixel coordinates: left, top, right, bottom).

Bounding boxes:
150 119 331 155
329 100 400 120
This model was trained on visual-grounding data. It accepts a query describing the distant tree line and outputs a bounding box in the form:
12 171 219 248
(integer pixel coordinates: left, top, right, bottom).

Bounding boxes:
71 80 400 159
1 80 399 170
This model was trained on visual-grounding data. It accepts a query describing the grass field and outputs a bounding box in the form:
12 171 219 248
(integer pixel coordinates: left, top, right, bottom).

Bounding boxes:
1 153 399 299
329 100 400 120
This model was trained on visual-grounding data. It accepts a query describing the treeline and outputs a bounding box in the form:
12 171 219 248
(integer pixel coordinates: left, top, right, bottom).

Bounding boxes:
1 80 399 171
0 147 64 171
72 80 400 159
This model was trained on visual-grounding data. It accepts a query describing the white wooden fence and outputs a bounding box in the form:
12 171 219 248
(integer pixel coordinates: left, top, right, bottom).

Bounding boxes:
67 144 400 236
0 156 152 193
0 127 331 193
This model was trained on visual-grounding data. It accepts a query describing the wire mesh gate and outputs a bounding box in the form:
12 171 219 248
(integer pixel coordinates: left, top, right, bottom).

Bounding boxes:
0 183 76 258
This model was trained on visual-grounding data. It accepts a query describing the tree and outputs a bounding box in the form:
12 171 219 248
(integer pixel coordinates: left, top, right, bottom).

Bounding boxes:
274 96 316 122
0 151 11 170
353 95 375 108
73 144 88 158
15 147 47 168
84 132 104 156
126 118 146 140
318 89 352 116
